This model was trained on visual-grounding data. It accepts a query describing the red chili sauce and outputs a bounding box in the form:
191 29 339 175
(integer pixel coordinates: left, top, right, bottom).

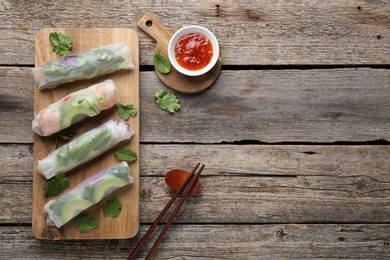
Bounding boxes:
174 32 213 71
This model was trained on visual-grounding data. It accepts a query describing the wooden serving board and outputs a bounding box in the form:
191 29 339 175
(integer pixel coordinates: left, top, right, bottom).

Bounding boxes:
138 12 222 94
32 28 139 240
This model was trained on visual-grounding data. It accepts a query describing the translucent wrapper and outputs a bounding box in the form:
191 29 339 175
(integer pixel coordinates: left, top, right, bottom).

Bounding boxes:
32 42 134 90
32 79 120 136
38 119 134 179
45 162 133 228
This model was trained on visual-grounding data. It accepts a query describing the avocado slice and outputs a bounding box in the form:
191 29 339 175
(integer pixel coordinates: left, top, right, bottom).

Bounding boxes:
92 177 128 203
60 97 100 128
60 198 93 224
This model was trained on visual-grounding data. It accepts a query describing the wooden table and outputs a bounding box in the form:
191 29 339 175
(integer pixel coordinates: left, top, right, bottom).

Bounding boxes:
1 1 389 259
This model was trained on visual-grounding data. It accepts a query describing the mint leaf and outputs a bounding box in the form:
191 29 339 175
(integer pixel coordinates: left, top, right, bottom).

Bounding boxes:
74 214 98 232
103 199 122 218
56 128 111 165
154 90 180 113
114 147 137 162
154 50 171 74
49 32 73 56
43 173 69 198
117 104 137 120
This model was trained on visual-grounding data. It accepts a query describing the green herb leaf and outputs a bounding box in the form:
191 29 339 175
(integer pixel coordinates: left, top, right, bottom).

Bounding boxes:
103 199 122 218
43 173 69 198
117 104 137 120
114 147 138 162
96 96 104 103
74 214 98 232
154 90 180 113
52 137 58 151
56 128 111 166
52 130 77 151
154 50 172 74
44 60 69 76
154 89 167 99
58 129 77 141
49 32 73 56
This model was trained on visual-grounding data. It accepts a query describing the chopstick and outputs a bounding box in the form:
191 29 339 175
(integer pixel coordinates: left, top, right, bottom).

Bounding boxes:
128 163 204 260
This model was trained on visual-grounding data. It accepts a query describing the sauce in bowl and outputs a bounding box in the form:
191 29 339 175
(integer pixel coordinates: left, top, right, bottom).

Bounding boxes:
174 32 213 71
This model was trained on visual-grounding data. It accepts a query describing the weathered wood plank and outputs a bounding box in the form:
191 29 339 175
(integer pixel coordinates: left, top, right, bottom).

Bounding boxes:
1 225 389 259
1 0 390 65
1 67 389 143
1 144 389 224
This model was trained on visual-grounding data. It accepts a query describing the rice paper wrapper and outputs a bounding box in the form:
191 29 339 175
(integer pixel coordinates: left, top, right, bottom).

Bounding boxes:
37 119 134 179
32 42 134 90
45 162 133 228
32 79 120 136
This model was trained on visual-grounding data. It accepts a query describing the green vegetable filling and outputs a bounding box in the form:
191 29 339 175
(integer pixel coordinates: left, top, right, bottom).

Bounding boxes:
44 47 125 77
56 128 112 166
44 60 69 76
60 96 100 128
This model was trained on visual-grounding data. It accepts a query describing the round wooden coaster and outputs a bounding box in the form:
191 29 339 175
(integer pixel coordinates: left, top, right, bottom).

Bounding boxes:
138 12 222 94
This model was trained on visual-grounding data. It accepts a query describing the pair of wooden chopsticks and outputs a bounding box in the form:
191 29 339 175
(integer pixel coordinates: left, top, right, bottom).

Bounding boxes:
128 163 205 260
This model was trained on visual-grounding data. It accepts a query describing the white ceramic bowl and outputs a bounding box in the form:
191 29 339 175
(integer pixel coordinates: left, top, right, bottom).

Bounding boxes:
168 25 219 77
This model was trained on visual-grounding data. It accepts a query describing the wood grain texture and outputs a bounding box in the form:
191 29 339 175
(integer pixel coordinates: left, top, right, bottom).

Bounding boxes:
138 12 222 94
32 28 140 240
2 144 389 224
1 67 389 143
1 225 389 259
1 1 390 66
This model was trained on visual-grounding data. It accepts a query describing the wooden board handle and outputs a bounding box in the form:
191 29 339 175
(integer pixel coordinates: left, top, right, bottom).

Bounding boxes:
137 12 173 51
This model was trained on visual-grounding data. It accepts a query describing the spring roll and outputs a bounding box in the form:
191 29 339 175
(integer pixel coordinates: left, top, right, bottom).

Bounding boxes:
45 162 133 228
32 42 134 90
32 79 120 136
38 119 134 179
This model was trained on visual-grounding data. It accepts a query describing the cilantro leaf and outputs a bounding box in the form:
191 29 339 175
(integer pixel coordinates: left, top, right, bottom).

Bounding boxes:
154 90 180 113
103 199 122 218
43 173 69 198
154 89 167 99
117 104 138 120
114 147 138 162
49 32 73 56
74 214 98 232
154 50 171 74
